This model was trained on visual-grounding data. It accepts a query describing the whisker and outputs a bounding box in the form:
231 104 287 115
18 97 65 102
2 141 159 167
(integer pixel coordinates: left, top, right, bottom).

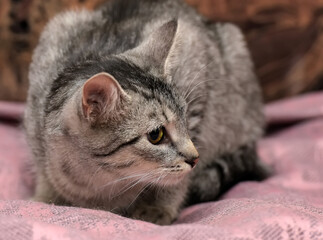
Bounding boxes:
126 181 153 210
104 171 152 199
185 79 215 100
112 175 150 198
110 170 160 199
182 59 217 98
155 171 167 198
88 164 104 188
98 171 149 190
127 169 166 209
186 94 204 106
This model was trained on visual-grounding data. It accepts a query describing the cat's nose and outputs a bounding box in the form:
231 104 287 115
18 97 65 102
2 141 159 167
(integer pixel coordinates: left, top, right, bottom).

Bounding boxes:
185 157 199 168
179 139 199 168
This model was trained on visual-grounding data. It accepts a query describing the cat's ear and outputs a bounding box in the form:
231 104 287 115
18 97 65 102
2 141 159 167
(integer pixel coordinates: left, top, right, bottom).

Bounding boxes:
125 20 181 77
82 72 128 123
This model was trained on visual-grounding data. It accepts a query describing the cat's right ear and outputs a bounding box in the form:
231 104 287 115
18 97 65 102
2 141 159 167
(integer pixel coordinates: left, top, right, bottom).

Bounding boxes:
124 20 181 78
82 72 129 123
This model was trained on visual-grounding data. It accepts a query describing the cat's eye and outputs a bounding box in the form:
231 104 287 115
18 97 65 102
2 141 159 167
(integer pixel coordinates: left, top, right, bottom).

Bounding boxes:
147 127 165 145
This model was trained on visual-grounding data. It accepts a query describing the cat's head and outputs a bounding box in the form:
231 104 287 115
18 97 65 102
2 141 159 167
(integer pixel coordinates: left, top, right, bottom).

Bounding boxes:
58 20 199 189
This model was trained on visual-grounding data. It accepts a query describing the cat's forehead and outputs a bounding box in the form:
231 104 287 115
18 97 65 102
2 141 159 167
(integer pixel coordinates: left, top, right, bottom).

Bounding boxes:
124 90 185 131
101 57 186 115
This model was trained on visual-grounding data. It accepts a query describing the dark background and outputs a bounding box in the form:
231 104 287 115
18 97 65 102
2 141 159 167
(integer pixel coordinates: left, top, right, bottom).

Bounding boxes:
1 0 323 102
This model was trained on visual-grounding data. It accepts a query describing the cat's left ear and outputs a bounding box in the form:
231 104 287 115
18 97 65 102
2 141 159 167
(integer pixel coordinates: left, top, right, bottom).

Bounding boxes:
82 72 129 123
124 19 182 79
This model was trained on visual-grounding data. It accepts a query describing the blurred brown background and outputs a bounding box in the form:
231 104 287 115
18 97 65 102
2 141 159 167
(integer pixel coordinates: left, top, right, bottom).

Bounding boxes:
1 0 323 102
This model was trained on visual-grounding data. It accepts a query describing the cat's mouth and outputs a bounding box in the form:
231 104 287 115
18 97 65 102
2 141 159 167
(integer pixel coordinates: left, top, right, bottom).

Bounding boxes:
157 160 198 185
160 170 188 185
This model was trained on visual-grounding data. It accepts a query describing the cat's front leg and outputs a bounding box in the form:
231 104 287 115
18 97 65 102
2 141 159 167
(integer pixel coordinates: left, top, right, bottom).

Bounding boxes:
131 204 176 225
188 143 271 204
129 182 188 225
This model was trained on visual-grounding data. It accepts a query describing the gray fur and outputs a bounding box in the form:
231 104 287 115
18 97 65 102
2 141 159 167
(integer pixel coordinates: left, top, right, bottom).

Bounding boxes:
24 0 268 225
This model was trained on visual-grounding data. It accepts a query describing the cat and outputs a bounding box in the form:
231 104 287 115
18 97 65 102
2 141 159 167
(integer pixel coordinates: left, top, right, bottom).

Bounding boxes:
24 0 269 225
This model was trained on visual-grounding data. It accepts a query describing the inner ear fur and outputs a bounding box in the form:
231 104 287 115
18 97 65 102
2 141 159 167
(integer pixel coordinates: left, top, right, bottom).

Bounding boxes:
124 19 181 77
82 72 129 123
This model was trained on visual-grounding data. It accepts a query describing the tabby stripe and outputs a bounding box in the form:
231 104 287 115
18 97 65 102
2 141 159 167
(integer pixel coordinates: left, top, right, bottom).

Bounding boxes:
98 160 135 169
45 57 184 117
162 110 169 123
93 136 140 157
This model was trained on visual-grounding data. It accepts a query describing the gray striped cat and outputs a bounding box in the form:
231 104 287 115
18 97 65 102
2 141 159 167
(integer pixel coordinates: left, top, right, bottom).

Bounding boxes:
24 0 269 225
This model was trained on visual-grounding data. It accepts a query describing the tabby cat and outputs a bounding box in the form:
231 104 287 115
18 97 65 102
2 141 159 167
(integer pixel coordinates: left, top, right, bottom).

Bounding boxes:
24 0 269 225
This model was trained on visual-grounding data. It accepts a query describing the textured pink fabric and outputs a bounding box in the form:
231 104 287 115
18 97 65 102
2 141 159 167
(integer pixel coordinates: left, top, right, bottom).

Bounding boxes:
1 95 323 240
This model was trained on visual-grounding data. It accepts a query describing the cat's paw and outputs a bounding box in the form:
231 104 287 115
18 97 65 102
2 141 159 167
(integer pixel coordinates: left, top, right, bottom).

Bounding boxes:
131 205 176 225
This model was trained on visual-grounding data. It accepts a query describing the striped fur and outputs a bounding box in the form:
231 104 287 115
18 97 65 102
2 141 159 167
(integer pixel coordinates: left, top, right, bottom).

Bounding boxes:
24 0 268 225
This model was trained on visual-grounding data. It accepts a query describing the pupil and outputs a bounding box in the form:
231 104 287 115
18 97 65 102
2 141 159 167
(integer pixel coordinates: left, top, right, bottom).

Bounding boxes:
150 129 160 140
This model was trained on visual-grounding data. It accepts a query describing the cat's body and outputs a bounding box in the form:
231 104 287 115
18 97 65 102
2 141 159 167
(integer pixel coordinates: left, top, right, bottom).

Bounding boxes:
24 0 268 225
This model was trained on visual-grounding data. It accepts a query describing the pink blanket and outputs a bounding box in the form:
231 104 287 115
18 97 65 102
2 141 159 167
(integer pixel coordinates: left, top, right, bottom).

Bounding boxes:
1 94 323 240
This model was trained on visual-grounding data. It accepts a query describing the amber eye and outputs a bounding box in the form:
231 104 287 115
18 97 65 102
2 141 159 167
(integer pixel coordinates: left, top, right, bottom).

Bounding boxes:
148 127 164 144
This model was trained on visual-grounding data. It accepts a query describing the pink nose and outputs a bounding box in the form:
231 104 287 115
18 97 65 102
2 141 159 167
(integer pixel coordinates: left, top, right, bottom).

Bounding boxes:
193 158 199 167
185 158 199 168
